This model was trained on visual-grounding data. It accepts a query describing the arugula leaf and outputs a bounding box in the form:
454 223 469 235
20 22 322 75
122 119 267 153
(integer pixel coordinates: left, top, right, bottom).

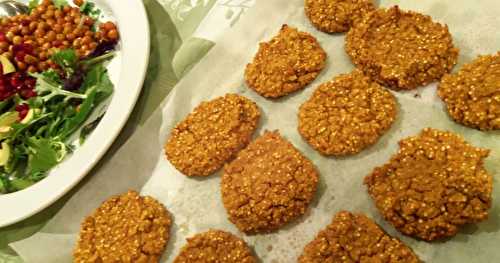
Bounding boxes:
30 72 87 102
59 87 97 139
0 175 6 193
10 178 35 191
27 96 44 109
53 0 68 9
59 64 113 139
51 49 77 77
26 137 59 175
41 69 62 84
79 113 103 144
28 0 39 13
82 64 113 103
80 1 101 20
82 51 115 67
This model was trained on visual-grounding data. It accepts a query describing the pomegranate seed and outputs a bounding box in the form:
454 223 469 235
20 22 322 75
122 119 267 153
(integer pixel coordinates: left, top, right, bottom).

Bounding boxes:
20 88 37 99
10 78 21 88
0 72 37 101
25 77 36 88
15 104 29 120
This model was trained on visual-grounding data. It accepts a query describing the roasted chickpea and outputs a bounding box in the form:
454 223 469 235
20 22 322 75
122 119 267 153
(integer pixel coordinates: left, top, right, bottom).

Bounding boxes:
21 27 30 36
16 61 27 70
39 51 48 60
53 24 63 33
28 65 37 73
46 18 56 26
83 17 94 26
54 9 63 19
24 55 37 64
107 29 118 40
45 31 56 42
36 5 46 14
102 21 116 31
12 35 22 45
29 21 37 31
0 42 8 51
66 33 76 41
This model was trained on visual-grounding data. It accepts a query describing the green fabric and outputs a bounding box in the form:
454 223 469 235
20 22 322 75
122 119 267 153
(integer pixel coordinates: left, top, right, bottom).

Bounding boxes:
172 37 215 78
0 0 219 262
159 0 216 40
0 248 21 263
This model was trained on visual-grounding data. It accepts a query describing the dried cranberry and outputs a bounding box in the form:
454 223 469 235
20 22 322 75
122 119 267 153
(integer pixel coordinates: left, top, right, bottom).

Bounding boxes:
0 33 6 42
15 104 29 121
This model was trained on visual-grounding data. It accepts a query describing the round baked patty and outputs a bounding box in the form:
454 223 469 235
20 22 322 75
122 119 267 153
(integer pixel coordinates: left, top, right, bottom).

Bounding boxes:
245 24 326 98
438 52 500 130
173 230 256 263
74 191 172 262
221 130 319 233
299 211 420 263
346 6 459 90
165 94 260 177
365 128 493 241
298 70 397 156
305 0 375 33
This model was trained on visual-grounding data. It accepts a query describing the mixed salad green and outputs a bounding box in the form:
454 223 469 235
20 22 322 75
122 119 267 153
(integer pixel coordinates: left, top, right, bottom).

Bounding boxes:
0 1 117 194
0 49 115 194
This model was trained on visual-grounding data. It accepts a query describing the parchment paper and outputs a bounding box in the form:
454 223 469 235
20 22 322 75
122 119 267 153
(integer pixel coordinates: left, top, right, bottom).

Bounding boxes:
11 0 500 262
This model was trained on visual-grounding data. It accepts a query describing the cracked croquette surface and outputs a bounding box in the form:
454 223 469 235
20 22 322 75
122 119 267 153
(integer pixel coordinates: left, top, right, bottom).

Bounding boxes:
438 52 500 130
221 130 319 233
73 191 172 263
298 70 397 156
244 24 326 98
364 128 493 241
299 211 420 263
173 230 256 263
164 94 260 177
345 6 458 90
305 0 375 33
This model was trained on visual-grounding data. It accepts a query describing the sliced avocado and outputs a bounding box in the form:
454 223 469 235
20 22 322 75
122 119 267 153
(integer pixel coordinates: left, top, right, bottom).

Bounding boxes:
21 109 35 124
0 54 15 75
0 111 19 140
0 141 11 166
0 111 18 127
0 111 18 133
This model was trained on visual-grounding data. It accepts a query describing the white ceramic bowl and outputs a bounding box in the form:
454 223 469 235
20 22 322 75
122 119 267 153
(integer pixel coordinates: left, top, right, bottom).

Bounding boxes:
0 0 150 227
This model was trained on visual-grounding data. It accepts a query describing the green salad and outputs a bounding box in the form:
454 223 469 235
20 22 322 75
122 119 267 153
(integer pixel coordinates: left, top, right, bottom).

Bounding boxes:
0 0 119 193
